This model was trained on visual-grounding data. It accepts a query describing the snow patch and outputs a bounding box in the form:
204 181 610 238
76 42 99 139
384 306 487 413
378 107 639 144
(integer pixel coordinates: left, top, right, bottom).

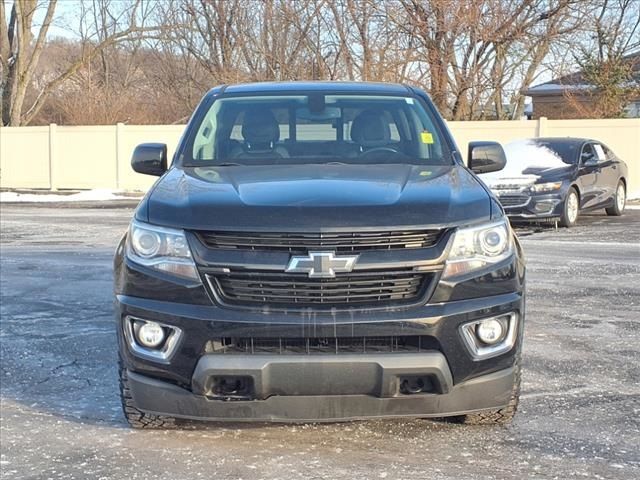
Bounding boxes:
0 189 132 203
479 139 567 188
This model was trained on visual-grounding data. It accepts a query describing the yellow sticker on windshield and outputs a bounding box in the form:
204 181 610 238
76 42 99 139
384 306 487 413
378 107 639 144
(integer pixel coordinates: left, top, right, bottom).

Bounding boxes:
421 132 434 144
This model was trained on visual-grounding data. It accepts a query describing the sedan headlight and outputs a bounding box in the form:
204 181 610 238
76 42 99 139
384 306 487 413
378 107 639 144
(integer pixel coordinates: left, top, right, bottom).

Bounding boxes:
126 220 200 281
528 181 562 193
442 219 514 278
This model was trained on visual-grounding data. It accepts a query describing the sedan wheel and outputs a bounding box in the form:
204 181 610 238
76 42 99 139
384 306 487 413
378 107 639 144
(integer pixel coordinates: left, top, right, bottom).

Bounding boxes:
560 188 579 227
606 181 626 216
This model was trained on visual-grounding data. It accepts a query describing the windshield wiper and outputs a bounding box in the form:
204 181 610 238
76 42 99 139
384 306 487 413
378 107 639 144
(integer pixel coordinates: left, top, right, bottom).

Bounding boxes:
214 162 245 167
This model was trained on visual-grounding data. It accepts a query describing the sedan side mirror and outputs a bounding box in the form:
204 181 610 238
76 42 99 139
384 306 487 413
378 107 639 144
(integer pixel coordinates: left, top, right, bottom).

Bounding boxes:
131 143 168 176
581 153 597 166
468 141 506 174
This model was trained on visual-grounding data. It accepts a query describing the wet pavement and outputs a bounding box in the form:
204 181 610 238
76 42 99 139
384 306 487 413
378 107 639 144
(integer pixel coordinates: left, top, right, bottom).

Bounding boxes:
1 204 639 479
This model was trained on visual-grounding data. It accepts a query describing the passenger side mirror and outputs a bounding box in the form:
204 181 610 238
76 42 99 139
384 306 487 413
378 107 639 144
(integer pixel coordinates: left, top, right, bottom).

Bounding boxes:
131 143 168 176
468 141 506 174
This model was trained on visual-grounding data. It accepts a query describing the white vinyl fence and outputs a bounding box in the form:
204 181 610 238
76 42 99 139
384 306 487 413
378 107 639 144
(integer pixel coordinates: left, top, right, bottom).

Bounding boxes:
1 118 639 196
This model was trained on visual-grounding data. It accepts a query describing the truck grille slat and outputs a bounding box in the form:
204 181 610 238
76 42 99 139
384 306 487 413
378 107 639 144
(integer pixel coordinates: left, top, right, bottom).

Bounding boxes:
206 336 440 355
218 284 421 295
196 230 442 253
214 268 420 285
206 269 433 308
216 273 421 287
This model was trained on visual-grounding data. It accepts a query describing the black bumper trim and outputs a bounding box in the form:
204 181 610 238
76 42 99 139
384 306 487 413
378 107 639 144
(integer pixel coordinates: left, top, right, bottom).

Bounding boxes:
127 366 515 422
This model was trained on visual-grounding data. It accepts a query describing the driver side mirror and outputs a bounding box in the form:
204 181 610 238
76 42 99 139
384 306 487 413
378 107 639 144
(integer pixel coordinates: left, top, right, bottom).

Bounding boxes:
468 141 506 174
131 143 168 176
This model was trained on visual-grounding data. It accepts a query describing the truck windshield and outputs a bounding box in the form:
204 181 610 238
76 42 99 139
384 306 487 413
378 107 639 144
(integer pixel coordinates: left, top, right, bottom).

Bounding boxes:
184 94 451 166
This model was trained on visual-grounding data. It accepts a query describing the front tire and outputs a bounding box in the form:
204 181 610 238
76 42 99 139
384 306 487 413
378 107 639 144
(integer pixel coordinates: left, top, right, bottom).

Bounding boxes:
452 355 521 425
605 181 626 216
559 187 579 228
119 361 177 429
434 346 522 426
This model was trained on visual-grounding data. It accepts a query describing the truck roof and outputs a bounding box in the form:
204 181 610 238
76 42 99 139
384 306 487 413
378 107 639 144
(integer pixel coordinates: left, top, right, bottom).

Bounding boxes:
220 81 413 95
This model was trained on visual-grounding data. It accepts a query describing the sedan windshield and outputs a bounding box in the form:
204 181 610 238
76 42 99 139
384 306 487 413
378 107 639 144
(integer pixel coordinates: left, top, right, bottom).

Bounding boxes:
532 140 580 164
184 93 450 166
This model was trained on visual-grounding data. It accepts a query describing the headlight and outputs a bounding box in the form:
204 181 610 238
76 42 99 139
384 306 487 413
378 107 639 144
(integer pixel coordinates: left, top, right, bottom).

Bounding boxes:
442 219 514 278
126 220 200 281
529 181 562 193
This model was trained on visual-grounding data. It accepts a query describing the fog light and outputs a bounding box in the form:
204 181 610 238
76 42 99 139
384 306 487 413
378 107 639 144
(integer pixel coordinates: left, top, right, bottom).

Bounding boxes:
124 316 183 363
136 321 165 348
460 313 518 360
476 318 505 345
534 201 554 213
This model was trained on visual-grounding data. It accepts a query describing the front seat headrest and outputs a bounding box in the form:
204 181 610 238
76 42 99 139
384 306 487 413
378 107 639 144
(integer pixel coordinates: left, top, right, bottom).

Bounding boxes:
350 110 391 147
242 109 280 148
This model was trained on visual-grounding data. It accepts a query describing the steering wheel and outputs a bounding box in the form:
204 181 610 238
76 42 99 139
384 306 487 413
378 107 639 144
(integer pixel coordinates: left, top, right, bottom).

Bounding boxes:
358 146 404 160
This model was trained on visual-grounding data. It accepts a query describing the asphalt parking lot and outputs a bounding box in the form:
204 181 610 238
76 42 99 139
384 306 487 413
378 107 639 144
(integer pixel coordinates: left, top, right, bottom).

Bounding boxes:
1 203 639 480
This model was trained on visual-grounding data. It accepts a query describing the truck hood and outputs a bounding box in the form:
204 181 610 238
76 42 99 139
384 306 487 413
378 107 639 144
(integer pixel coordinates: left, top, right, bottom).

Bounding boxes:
142 164 491 230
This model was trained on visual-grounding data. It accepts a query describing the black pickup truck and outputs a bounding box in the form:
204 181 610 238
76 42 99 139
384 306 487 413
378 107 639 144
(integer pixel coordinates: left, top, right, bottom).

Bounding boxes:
114 81 525 428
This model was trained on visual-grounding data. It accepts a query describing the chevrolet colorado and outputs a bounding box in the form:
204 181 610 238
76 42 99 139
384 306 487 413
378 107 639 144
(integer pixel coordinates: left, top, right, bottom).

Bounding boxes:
114 81 525 428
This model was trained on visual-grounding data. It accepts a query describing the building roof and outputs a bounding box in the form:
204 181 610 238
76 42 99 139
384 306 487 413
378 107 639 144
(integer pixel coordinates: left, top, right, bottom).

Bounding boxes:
222 81 413 95
525 51 640 97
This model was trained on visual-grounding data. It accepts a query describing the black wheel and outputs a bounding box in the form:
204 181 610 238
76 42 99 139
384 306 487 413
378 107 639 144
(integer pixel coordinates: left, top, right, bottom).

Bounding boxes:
457 362 521 425
559 187 579 228
605 181 626 216
445 353 522 426
119 361 177 429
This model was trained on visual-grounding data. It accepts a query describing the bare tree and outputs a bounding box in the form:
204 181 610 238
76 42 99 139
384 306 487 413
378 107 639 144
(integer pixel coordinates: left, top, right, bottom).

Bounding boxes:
4 0 635 125
1 0 164 126
563 0 640 118
392 0 585 119
1 0 57 126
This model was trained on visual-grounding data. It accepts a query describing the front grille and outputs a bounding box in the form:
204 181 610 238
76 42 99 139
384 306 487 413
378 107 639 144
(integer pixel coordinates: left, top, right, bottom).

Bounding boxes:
196 230 442 253
497 195 529 207
206 268 433 308
206 335 439 354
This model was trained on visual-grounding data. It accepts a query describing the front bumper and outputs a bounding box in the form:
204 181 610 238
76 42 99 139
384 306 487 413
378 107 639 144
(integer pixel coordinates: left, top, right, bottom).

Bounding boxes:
114 233 525 422
116 291 523 383
116 291 524 421
498 192 565 221
126 360 516 423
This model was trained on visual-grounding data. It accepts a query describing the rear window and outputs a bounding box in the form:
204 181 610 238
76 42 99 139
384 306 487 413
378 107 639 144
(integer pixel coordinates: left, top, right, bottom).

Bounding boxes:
185 93 449 166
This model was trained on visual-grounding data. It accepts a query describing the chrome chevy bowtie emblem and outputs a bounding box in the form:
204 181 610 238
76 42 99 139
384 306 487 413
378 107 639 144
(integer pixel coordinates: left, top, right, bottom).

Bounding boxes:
285 251 358 278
